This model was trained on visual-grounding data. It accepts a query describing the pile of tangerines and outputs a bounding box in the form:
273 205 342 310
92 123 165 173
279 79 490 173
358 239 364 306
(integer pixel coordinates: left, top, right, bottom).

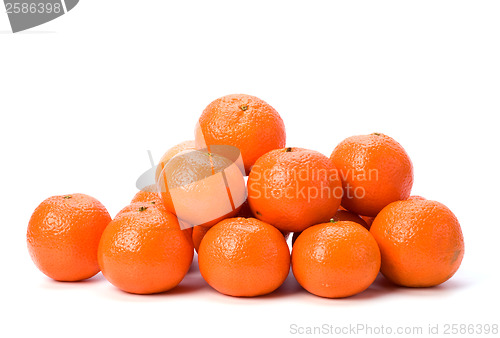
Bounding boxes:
27 94 464 298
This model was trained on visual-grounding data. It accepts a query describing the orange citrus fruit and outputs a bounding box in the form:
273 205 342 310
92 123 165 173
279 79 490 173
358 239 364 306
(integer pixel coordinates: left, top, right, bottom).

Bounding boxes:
198 217 290 297
248 147 342 232
98 205 193 294
292 220 381 298
195 94 286 174
370 199 464 287
27 194 111 281
157 148 245 228
330 133 414 217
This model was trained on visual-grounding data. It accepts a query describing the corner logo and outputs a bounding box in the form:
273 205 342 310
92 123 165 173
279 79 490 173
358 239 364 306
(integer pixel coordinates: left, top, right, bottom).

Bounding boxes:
4 0 78 33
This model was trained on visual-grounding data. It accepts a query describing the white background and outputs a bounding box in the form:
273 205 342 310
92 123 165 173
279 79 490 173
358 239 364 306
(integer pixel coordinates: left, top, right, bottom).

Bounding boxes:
1 1 499 337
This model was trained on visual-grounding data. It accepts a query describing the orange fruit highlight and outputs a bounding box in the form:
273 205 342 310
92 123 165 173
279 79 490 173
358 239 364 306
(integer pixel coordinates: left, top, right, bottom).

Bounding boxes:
157 148 245 228
330 133 414 217
198 217 290 297
98 205 193 294
370 199 464 287
27 194 111 281
248 147 342 232
195 94 286 174
292 221 381 298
